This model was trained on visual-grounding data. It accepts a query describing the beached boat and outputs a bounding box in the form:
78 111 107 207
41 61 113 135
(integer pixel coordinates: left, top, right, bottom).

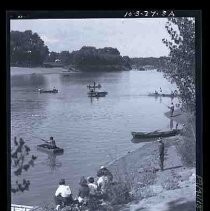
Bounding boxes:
37 144 64 153
39 89 58 94
131 129 182 139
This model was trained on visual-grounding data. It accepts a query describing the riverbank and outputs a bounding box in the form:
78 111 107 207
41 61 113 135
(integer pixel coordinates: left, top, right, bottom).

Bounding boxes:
107 109 196 211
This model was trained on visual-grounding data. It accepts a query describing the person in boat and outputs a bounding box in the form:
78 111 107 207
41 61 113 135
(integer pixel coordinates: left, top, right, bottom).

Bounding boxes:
158 138 165 171
170 102 175 117
47 137 57 149
78 176 90 205
154 90 158 95
55 179 74 210
159 87 162 93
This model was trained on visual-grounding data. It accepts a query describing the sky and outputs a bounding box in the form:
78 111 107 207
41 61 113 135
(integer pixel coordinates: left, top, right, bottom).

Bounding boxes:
10 18 171 58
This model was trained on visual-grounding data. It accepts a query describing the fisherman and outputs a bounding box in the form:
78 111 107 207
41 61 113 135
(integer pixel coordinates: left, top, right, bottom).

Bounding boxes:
159 87 162 93
154 90 158 95
47 137 57 149
55 179 74 210
78 177 90 205
158 138 165 171
170 102 175 117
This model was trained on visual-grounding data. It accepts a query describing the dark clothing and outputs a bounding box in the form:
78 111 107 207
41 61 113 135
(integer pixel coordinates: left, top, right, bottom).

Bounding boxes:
158 142 165 171
97 168 113 182
78 184 90 198
54 195 74 206
170 105 174 117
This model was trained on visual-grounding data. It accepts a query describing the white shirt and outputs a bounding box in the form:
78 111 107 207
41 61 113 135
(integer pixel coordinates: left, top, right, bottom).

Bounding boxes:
88 183 97 195
97 176 109 192
55 185 72 197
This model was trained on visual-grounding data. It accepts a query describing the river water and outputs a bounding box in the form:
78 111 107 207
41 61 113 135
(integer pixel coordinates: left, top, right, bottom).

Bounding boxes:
11 67 178 206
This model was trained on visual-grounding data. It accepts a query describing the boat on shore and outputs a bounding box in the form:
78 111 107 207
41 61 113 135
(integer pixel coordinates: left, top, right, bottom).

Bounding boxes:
131 129 182 139
37 144 64 153
39 88 58 94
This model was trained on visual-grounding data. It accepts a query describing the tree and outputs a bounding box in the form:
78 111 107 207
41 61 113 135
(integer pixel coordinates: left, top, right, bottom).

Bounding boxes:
162 18 195 112
10 30 49 67
11 137 37 193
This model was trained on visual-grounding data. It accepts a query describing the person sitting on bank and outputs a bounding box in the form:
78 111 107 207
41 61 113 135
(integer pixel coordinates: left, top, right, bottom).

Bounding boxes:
97 166 113 182
55 179 74 210
96 166 113 197
87 177 98 197
78 176 90 205
47 137 57 149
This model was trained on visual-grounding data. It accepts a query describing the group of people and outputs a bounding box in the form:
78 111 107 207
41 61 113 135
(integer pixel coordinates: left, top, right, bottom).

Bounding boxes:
54 166 113 210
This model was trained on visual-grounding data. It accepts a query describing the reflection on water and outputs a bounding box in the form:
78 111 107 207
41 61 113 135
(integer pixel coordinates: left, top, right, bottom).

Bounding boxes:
11 67 179 205
43 152 63 172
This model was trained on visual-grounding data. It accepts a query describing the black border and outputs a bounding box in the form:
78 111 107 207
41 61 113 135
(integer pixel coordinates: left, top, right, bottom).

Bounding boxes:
5 10 203 211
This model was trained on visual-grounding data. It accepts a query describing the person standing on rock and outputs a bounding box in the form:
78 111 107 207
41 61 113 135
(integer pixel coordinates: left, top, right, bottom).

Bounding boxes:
158 138 165 171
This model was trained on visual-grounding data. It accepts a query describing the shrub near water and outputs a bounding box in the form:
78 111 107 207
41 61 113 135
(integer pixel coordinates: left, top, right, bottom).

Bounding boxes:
176 115 196 167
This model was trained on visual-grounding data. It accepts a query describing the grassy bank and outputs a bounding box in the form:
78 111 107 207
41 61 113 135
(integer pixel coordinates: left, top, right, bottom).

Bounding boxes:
106 109 196 210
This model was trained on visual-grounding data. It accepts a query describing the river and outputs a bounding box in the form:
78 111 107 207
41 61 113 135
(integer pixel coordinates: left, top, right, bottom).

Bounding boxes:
11 67 178 206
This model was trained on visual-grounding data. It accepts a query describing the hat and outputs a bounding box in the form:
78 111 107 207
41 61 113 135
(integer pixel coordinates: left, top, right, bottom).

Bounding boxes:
157 138 162 142
100 166 105 169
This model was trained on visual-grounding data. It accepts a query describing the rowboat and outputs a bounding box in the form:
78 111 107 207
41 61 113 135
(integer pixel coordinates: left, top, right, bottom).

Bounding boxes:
37 144 64 153
131 129 182 139
39 89 58 94
148 93 178 98
88 91 108 97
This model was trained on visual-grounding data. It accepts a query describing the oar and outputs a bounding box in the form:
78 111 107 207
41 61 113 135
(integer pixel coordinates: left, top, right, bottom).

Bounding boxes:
40 138 48 143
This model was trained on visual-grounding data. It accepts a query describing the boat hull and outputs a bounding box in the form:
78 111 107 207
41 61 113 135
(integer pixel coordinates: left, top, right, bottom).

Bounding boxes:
148 93 179 98
131 129 181 139
88 91 108 97
39 90 58 94
37 144 64 153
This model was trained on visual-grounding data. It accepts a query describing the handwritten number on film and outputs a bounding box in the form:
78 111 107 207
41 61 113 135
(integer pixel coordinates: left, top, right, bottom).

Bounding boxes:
124 10 175 17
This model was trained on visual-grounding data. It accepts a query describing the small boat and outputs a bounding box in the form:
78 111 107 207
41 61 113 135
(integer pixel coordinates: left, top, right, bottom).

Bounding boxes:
148 93 177 98
131 129 182 139
39 89 58 94
87 82 108 98
88 91 108 97
37 144 64 153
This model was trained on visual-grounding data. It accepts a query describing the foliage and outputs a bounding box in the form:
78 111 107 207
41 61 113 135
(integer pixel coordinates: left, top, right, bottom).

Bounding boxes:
162 18 195 112
11 137 37 193
10 30 49 67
